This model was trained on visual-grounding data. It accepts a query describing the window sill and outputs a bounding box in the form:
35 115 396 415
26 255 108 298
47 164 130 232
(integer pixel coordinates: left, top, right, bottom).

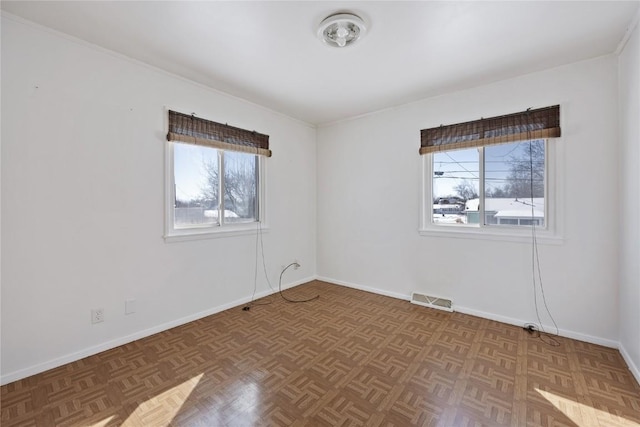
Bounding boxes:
418 226 563 245
164 223 269 243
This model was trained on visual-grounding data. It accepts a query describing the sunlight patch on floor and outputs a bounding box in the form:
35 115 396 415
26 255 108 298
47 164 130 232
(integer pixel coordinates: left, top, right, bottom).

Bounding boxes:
537 388 640 427
90 415 114 427
122 373 204 427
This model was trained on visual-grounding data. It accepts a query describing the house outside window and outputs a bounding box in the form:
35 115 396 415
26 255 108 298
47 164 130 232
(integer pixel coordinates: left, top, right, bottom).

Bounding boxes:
431 140 546 228
419 106 563 242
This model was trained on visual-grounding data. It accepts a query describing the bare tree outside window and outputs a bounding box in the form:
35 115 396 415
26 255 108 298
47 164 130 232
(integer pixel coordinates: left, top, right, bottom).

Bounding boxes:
173 143 259 228
222 152 258 222
503 140 545 198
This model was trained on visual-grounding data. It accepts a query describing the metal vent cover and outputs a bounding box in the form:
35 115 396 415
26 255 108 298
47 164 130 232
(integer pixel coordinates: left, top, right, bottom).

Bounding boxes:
410 292 453 312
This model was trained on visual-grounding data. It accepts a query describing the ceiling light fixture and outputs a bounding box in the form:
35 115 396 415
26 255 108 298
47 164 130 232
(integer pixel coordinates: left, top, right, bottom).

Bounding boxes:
318 13 366 48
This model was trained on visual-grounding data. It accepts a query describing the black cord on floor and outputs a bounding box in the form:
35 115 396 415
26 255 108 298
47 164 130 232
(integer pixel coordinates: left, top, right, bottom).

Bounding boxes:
243 220 273 311
525 128 560 347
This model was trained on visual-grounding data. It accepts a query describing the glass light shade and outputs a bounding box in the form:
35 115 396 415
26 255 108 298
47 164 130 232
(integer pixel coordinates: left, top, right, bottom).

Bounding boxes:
318 13 366 48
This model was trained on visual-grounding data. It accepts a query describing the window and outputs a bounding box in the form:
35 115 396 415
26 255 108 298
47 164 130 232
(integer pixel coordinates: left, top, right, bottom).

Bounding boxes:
432 140 546 227
173 144 259 226
165 110 270 240
420 106 562 241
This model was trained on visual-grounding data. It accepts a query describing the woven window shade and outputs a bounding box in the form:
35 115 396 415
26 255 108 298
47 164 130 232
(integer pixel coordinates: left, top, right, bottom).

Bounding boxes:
419 105 560 155
167 110 271 157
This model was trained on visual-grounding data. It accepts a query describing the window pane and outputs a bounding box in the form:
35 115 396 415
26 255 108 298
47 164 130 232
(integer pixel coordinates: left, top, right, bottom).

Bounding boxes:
173 143 218 227
432 148 479 225
484 140 545 227
223 151 258 224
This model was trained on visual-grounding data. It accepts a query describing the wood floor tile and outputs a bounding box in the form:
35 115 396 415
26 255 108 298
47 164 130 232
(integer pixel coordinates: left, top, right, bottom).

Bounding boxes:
2 280 639 426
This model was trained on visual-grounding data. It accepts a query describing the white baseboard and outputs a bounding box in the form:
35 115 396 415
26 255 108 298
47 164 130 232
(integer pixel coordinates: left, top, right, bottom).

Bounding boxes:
0 276 314 386
454 305 618 348
619 343 640 385
317 276 619 349
315 276 411 302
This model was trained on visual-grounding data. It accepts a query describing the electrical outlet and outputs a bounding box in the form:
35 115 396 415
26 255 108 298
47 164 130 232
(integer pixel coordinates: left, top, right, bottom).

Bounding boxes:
125 299 136 315
91 308 104 324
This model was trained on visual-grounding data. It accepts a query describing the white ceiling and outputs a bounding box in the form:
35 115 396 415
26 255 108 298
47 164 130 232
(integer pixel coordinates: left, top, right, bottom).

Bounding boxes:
2 1 638 125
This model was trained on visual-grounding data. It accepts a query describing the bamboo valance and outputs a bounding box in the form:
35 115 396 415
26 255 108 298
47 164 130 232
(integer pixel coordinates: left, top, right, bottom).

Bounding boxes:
167 110 271 157
420 105 560 155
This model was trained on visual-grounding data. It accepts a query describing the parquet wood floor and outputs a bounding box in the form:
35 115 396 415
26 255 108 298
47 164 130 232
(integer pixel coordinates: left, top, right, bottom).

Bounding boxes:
2 280 639 426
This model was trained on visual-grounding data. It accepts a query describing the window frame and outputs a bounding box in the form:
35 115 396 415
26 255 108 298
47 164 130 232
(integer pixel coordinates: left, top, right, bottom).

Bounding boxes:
164 140 267 242
419 138 563 244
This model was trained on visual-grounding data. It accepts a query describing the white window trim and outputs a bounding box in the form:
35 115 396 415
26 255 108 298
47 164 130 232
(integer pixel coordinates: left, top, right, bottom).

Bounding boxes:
163 140 268 243
419 139 564 245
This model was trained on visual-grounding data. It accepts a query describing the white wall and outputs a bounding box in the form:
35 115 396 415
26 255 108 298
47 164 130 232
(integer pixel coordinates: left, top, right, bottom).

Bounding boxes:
0 16 317 383
618 19 640 382
317 55 621 346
